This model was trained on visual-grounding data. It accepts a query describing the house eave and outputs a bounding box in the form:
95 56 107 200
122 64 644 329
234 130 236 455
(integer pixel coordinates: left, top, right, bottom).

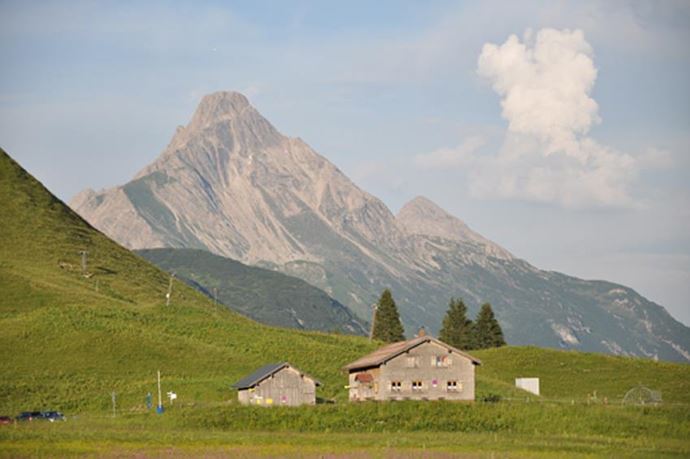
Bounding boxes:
343 336 482 371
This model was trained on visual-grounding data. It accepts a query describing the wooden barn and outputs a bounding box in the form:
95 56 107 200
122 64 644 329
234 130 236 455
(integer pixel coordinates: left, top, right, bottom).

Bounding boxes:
344 333 481 402
232 362 321 406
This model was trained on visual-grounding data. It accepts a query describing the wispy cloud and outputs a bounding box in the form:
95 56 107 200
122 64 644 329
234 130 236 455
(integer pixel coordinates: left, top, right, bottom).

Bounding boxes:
415 136 486 168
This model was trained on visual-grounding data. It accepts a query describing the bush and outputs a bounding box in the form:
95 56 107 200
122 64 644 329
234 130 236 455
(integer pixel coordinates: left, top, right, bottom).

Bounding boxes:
479 393 502 403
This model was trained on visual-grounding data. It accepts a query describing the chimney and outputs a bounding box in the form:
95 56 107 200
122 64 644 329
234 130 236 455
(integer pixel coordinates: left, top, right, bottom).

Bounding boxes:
417 326 426 337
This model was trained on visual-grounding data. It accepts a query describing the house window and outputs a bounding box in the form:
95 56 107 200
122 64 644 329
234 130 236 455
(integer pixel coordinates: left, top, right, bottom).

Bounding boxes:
432 355 451 367
447 381 462 391
390 381 402 392
412 381 423 391
406 356 418 368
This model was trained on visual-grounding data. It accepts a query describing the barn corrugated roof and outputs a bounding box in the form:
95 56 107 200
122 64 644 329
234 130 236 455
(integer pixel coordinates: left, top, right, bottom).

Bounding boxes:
343 336 481 371
232 362 321 389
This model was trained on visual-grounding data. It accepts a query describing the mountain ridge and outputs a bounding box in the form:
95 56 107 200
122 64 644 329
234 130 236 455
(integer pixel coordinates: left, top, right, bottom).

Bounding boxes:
136 247 368 335
70 91 690 362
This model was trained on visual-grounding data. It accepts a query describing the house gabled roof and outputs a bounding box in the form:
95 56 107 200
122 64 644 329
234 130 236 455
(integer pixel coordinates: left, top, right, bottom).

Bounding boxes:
232 362 322 390
343 336 481 371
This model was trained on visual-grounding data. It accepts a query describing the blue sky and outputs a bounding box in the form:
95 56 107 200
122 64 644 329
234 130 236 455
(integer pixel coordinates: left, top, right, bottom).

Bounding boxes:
1 0 689 325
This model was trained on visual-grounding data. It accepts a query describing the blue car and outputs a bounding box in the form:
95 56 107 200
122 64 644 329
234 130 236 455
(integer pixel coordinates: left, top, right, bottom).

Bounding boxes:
16 411 66 422
16 411 43 422
42 411 66 422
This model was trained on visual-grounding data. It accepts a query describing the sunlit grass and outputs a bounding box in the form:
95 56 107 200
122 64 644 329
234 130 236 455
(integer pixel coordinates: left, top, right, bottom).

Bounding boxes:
1 407 689 458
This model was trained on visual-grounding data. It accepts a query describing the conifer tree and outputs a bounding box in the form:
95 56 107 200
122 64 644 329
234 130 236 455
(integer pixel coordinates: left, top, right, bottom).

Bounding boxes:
439 298 476 350
371 289 405 343
474 303 506 349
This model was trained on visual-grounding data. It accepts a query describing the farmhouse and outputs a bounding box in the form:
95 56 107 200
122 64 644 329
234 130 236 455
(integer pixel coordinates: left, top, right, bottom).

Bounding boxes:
344 333 481 401
232 362 321 406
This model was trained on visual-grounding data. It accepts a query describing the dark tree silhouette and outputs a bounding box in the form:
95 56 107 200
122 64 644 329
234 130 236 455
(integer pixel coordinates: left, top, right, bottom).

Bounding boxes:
371 289 405 343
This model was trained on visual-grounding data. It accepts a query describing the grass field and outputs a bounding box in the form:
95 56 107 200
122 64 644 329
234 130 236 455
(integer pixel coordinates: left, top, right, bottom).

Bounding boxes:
473 346 690 404
2 148 690 457
1 402 689 457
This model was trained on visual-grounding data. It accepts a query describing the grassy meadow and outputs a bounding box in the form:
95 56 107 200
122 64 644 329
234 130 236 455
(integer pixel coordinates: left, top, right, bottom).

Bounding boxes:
1 147 690 457
1 403 689 457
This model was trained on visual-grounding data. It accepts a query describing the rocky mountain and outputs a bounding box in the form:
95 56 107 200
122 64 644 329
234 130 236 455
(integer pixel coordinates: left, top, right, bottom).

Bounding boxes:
71 91 690 362
137 248 367 335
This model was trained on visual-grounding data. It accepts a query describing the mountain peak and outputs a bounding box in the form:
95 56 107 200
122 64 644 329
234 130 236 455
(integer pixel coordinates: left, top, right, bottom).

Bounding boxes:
201 90 250 109
144 90 283 167
397 196 468 231
400 196 453 220
397 196 512 259
190 91 253 127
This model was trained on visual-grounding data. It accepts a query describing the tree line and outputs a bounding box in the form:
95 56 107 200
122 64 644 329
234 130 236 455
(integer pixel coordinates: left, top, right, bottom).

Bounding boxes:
371 289 505 350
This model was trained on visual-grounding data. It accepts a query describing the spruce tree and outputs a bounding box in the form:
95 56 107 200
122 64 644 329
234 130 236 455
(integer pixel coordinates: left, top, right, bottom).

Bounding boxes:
474 303 506 349
439 298 476 350
371 289 405 343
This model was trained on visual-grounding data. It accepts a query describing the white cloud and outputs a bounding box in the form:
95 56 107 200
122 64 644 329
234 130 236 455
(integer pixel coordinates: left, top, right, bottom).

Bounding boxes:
467 136 639 208
415 136 486 168
426 28 648 208
478 28 600 158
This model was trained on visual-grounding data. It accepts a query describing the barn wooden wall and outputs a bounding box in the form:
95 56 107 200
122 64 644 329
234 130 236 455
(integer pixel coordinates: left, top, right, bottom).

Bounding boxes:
238 366 317 406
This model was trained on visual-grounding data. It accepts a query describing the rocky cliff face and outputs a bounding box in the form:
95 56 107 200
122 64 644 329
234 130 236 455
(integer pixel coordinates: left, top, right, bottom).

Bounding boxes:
71 91 690 362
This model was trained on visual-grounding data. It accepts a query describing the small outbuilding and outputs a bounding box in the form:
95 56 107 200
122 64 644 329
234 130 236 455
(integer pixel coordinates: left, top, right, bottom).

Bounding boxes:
344 334 481 402
232 362 321 406
515 377 540 396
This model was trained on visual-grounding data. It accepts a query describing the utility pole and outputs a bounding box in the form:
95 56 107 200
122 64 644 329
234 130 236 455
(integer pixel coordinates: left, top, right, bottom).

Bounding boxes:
165 273 175 306
157 370 163 413
79 250 88 275
213 287 218 305
369 303 378 341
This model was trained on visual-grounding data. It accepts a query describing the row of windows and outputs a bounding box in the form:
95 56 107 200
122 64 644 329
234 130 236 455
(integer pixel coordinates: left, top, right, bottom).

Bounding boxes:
405 355 453 368
389 380 462 392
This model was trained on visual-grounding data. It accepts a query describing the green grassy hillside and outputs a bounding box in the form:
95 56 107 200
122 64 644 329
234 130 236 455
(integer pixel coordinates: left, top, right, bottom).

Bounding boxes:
474 346 690 404
0 148 376 413
136 247 367 335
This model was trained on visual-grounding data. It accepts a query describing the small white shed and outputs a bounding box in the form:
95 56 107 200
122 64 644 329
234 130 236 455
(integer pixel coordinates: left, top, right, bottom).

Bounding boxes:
515 377 540 395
